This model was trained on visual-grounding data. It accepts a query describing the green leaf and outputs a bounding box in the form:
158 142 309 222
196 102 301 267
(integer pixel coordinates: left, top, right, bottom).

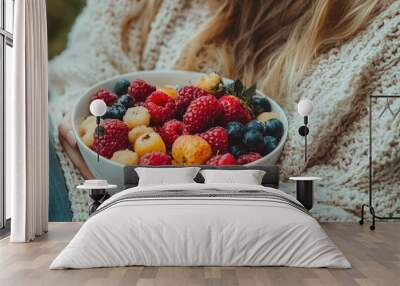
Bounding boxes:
233 80 244 96
225 81 236 94
243 84 257 98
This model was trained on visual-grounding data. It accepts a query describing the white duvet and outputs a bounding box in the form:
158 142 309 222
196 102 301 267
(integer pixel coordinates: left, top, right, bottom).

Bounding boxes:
50 183 350 269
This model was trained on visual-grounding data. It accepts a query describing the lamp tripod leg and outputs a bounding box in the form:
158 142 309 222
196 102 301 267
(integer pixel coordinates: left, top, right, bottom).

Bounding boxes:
359 204 365 225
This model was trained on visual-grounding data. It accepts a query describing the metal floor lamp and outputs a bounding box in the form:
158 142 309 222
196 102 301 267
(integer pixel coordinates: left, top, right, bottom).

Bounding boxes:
297 99 314 162
359 95 400 230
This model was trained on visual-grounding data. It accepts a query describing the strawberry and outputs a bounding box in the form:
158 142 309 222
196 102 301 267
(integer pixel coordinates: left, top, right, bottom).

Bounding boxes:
219 95 252 124
145 91 177 126
128 79 156 102
90 88 118 106
92 119 130 159
140 152 172 166
207 153 237 166
183 95 223 133
200 127 228 154
176 86 209 115
160 119 185 147
237 152 262 164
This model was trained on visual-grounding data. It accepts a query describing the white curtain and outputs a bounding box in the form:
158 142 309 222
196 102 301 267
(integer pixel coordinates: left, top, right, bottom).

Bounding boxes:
7 0 49 242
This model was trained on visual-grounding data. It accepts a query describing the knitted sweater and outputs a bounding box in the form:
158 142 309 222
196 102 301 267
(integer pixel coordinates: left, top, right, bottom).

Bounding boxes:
49 0 400 221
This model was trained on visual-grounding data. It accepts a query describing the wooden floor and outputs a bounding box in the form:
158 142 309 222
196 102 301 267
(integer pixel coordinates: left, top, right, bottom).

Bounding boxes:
0 223 399 286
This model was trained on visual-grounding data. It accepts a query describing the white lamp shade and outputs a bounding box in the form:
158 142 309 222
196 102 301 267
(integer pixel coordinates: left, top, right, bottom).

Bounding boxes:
297 99 314 116
89 99 107 117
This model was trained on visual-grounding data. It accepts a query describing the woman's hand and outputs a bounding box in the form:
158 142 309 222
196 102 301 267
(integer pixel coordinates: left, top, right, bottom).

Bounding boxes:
58 113 94 179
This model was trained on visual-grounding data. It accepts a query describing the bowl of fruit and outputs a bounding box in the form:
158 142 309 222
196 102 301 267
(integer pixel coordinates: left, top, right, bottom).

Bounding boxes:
73 70 288 189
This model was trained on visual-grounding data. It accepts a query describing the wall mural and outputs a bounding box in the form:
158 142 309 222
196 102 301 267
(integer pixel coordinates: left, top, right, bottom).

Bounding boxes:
47 1 400 222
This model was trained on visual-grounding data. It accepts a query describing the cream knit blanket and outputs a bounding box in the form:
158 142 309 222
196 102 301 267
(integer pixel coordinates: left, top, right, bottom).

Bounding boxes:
49 0 400 221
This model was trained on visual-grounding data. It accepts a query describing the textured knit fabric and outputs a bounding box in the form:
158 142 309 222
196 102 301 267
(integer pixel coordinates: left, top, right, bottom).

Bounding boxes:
48 0 400 221
48 120 73 221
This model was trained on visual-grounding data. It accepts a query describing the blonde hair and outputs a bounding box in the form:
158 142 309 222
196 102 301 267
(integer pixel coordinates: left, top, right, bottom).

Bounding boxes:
141 0 390 100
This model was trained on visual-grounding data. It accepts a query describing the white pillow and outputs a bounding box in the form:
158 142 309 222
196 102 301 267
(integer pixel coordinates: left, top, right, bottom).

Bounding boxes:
200 169 266 185
136 167 200 186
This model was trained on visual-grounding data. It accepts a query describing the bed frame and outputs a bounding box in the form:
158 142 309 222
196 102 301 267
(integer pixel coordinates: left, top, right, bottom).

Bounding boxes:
123 165 280 189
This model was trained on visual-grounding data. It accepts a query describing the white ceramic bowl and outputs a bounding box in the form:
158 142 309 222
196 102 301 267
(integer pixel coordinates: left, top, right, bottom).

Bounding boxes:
72 71 288 190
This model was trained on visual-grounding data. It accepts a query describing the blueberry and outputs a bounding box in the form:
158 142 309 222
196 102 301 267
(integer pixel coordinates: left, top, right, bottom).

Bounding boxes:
114 79 131 97
230 144 249 158
243 130 264 152
244 120 264 134
117 94 135 108
264 119 284 139
103 103 126 120
226 122 245 144
251 95 271 115
263 136 279 155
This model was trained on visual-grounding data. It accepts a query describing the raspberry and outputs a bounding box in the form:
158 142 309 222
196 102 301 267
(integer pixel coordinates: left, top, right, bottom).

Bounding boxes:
176 86 209 115
90 88 118 106
145 91 177 126
200 127 228 154
128 79 156 102
237 152 262 164
160 119 185 147
219 95 252 124
183 95 223 133
139 152 172 166
92 119 130 159
207 153 237 166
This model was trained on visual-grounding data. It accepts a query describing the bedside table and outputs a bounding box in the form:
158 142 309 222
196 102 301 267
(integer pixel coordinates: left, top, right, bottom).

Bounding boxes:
77 180 117 215
289 177 321 210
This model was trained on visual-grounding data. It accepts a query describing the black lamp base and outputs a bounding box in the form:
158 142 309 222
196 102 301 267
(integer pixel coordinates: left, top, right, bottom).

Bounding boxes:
296 180 314 210
298 125 309 136
88 189 110 215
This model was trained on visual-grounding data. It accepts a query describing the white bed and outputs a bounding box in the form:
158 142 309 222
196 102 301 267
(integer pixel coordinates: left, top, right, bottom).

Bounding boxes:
50 183 350 269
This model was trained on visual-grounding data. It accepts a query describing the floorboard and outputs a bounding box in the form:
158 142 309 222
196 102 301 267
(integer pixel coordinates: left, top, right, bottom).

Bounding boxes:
0 222 399 286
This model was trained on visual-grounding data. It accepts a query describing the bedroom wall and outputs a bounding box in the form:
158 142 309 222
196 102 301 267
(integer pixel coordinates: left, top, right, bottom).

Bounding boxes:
47 1 400 222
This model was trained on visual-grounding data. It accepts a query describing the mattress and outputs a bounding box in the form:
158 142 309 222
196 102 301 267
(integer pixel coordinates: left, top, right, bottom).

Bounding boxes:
50 183 350 269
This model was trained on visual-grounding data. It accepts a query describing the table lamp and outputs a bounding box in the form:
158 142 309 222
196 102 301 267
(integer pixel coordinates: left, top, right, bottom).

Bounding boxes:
89 99 107 162
297 99 314 162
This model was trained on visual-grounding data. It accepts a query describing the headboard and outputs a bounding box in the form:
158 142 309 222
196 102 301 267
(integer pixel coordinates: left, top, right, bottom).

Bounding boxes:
123 165 280 189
